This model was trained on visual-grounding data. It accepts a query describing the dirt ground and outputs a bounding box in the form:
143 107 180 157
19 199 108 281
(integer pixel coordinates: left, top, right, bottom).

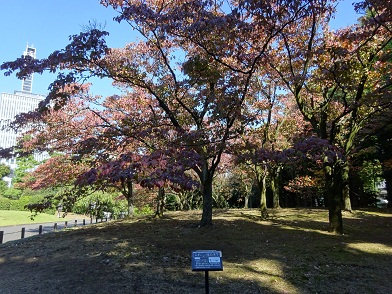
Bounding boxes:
0 209 391 294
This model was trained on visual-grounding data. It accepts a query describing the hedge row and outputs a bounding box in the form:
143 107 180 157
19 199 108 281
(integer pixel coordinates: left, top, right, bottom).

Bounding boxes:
0 196 32 211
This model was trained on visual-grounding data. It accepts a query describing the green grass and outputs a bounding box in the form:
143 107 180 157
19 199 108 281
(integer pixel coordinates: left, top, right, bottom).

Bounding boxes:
0 210 77 226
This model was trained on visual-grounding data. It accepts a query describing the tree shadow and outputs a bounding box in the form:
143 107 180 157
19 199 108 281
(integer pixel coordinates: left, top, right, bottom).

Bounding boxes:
0 209 391 293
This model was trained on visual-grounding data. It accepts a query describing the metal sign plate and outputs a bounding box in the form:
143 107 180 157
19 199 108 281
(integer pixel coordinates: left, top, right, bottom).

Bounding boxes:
191 250 223 271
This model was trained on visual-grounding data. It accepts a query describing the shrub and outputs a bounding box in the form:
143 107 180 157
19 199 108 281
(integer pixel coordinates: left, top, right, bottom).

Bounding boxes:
165 193 178 211
26 194 56 215
3 188 23 200
0 180 8 195
73 192 128 218
112 199 129 217
0 196 31 211
0 197 12 210
134 205 154 215
17 196 32 210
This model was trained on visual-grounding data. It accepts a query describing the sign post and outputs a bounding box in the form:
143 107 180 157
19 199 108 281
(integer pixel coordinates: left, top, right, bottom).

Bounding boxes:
191 250 223 294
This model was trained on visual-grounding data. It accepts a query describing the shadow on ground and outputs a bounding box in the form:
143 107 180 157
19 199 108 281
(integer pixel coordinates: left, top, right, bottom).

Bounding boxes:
0 208 391 294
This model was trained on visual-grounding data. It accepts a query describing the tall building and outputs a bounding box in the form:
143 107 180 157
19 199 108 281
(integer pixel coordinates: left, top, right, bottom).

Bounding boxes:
21 46 36 93
0 91 45 149
0 45 46 185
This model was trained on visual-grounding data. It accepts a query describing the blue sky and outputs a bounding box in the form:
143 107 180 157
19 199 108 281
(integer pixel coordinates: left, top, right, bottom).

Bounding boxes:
0 0 130 97
0 0 361 98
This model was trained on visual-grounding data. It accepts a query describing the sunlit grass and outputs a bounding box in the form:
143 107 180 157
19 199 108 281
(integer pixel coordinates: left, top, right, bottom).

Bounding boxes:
0 210 77 226
346 242 392 255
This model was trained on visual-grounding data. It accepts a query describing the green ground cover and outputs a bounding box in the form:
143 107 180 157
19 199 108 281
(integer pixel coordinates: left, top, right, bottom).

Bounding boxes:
0 210 76 226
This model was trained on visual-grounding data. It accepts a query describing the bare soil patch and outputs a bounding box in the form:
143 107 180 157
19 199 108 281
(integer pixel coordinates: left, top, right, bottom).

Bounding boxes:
0 208 391 293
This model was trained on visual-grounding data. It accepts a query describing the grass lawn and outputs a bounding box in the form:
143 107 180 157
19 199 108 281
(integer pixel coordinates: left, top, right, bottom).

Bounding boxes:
0 208 391 293
0 210 79 226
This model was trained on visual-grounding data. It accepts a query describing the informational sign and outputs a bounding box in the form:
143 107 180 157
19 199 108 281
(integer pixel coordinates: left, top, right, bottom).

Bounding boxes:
191 250 223 271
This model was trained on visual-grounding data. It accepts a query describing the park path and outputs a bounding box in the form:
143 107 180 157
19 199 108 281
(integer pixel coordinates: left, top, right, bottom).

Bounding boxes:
0 216 107 244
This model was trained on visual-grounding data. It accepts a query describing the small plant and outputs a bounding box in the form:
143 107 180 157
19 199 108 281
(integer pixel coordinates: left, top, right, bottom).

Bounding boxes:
2 188 23 200
134 205 154 215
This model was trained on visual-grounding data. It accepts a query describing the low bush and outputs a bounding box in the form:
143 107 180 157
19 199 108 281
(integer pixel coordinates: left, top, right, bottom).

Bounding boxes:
16 196 32 210
26 194 56 215
0 195 54 213
73 192 128 218
0 196 29 211
2 188 23 200
0 197 12 210
134 205 154 215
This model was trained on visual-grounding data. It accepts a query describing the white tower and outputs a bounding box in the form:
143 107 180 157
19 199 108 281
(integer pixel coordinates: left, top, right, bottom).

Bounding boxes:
21 45 36 93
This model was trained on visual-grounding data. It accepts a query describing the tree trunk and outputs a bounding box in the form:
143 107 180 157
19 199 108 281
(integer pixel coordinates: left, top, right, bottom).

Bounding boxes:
155 186 165 218
199 166 213 227
342 161 352 212
244 194 249 209
128 203 134 217
325 164 343 234
271 167 281 209
126 180 134 217
259 172 269 219
243 180 252 209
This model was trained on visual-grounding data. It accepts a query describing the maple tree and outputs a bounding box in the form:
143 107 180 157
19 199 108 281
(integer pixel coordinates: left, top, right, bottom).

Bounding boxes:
2 0 329 226
234 74 308 217
7 0 388 233
317 1 391 229
15 90 197 216
265 0 392 233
